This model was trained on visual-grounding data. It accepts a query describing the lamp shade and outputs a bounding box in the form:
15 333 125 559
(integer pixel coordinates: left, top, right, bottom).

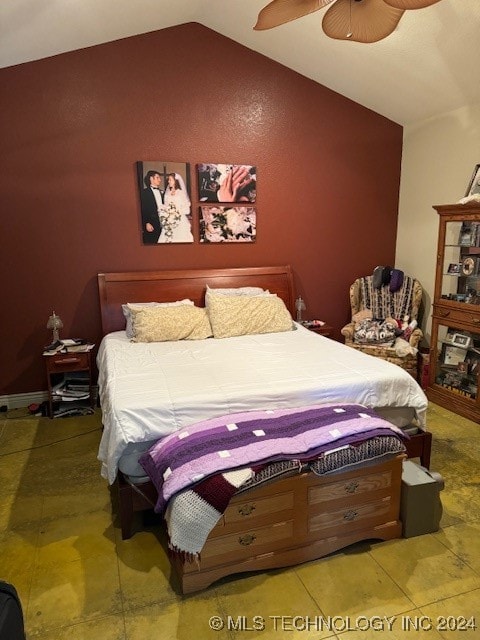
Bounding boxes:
47 312 63 342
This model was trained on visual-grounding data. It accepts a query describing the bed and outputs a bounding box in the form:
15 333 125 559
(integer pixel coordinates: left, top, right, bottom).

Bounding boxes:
97 265 431 593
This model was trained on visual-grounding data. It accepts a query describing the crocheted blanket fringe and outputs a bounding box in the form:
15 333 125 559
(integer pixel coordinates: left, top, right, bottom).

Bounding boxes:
168 544 201 568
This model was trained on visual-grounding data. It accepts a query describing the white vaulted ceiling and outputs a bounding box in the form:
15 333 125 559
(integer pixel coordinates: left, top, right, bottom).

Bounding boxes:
1 0 479 125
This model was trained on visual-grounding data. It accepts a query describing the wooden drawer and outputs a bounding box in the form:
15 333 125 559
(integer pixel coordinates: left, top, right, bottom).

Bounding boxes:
46 352 90 373
198 520 294 569
219 491 294 527
433 304 480 327
177 456 404 591
309 495 394 535
308 469 392 505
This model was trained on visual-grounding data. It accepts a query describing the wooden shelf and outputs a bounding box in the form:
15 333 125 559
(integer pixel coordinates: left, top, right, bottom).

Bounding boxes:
427 203 480 422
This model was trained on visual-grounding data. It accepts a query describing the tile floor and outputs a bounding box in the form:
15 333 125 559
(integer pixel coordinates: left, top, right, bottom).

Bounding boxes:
0 403 479 639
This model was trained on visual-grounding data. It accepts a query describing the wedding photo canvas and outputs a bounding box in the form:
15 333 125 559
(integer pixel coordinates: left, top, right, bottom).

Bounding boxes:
197 163 256 203
136 161 193 244
199 206 256 243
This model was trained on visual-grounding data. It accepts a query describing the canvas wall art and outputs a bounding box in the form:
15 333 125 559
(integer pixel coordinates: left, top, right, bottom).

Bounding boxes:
136 161 193 244
197 163 256 203
200 206 256 243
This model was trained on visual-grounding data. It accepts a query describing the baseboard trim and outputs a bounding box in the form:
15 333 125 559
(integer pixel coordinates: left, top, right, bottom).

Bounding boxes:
0 391 48 410
0 387 99 411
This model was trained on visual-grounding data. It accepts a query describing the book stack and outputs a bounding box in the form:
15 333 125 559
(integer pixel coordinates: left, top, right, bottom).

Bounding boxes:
51 372 95 418
52 375 90 402
53 405 94 419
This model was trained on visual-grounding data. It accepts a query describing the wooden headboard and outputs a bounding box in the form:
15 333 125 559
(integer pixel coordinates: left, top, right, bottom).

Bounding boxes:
98 265 295 335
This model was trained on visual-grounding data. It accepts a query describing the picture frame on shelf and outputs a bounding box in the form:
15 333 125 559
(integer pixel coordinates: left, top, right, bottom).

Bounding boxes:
451 333 472 349
447 263 462 274
457 361 468 374
468 353 480 376
458 222 475 247
462 256 480 277
443 330 456 344
465 164 480 197
443 345 467 366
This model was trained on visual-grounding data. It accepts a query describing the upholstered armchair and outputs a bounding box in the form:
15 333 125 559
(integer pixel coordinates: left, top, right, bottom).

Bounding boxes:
341 273 423 379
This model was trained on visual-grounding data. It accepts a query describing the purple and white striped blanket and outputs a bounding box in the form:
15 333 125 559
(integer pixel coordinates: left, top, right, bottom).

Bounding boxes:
139 403 405 517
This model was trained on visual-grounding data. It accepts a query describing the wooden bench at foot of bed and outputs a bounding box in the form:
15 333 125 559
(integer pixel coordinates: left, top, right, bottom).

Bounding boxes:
116 429 430 543
171 454 405 594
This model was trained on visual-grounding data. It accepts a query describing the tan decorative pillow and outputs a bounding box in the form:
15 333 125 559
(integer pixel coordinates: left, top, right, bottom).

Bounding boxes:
123 300 194 338
130 306 212 342
205 285 269 307
207 294 293 339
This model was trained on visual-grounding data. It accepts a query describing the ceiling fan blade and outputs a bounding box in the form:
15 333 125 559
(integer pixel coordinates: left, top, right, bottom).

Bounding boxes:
383 0 442 8
254 0 334 30
322 0 404 43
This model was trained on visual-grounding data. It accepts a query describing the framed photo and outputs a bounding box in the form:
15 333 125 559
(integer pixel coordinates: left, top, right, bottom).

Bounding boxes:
458 222 475 246
197 163 256 203
447 263 461 274
443 345 466 366
451 332 472 349
468 353 480 376
199 206 256 243
444 330 455 344
457 361 468 374
465 164 480 197
136 161 193 244
462 256 480 277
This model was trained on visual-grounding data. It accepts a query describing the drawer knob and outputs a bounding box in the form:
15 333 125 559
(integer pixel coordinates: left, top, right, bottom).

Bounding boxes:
343 510 358 521
238 504 256 516
439 309 450 318
238 533 256 546
344 480 359 494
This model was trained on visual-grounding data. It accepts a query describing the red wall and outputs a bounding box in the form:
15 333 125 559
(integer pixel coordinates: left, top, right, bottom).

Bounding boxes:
0 23 402 395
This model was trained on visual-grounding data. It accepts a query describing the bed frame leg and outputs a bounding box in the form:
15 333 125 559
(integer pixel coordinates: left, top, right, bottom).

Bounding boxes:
420 430 432 469
405 430 433 470
117 475 134 540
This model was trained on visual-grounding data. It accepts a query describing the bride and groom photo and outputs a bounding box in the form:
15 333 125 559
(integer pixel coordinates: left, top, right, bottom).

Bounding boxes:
137 161 194 245
137 160 257 245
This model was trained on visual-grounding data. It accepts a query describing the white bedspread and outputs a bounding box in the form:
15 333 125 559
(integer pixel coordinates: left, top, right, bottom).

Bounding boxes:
97 324 427 483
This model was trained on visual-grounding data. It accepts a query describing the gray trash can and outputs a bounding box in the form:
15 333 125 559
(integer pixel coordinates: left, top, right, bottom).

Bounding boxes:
400 460 444 538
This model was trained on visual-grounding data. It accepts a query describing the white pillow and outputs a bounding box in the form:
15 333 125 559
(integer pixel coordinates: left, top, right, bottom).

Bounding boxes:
122 300 194 338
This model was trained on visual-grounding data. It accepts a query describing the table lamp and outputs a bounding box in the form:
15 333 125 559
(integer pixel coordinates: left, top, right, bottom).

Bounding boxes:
47 311 63 342
295 297 306 323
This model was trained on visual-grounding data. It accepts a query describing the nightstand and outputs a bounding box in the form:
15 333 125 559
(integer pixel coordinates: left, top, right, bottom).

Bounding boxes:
302 322 333 337
44 351 94 418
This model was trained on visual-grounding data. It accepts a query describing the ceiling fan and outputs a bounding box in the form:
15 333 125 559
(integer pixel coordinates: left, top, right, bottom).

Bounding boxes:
254 0 443 43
